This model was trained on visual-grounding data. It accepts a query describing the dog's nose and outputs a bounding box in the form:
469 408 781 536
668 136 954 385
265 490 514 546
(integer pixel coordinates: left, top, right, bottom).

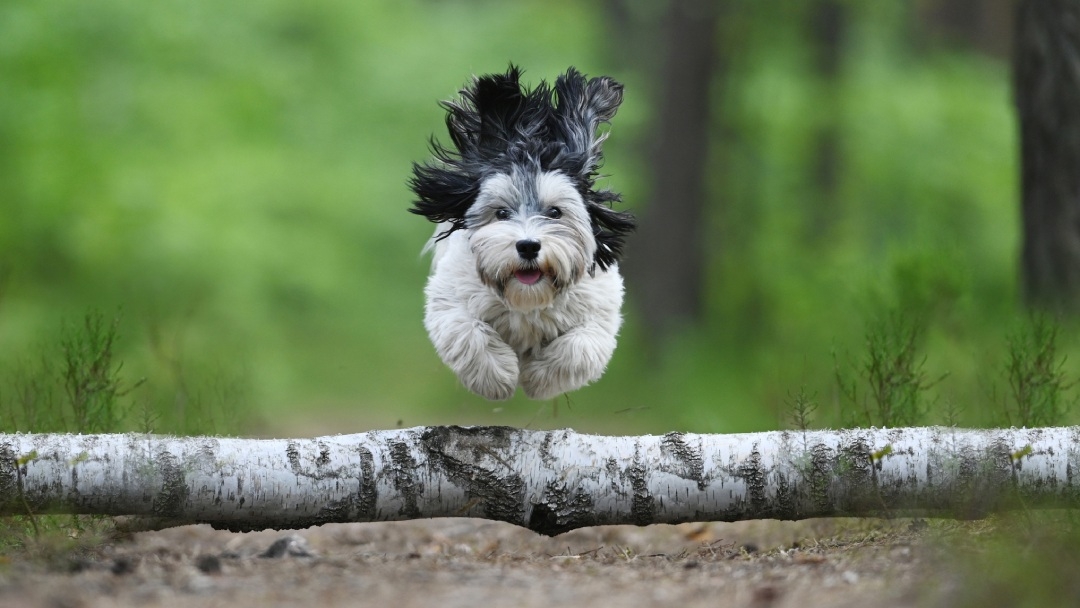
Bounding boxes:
516 239 541 260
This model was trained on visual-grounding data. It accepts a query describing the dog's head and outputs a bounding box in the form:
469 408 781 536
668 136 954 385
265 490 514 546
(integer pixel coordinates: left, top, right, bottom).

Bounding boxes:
409 65 635 310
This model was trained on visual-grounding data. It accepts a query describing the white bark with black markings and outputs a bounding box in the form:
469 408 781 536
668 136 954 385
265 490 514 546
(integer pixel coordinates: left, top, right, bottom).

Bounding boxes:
2 426 1079 535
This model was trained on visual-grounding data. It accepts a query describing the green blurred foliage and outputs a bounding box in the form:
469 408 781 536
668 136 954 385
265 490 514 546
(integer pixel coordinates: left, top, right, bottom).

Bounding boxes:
0 0 1072 435
934 512 1080 608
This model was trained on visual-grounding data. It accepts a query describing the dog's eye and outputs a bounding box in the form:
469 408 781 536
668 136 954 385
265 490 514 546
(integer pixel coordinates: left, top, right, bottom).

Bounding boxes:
543 207 562 219
494 208 511 220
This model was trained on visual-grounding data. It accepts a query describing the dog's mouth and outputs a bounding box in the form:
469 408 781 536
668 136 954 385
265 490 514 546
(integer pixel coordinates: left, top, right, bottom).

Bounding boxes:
514 269 543 285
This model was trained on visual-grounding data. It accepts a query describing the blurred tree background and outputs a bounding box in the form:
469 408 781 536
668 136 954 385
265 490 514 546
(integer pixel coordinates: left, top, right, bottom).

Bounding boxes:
0 0 1068 437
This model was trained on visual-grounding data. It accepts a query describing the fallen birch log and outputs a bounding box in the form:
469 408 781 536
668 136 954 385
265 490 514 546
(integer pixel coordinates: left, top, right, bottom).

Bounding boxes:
2 426 1079 535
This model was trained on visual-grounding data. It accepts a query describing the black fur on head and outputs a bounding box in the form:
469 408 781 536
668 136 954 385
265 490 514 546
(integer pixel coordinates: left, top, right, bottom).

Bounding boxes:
409 65 636 270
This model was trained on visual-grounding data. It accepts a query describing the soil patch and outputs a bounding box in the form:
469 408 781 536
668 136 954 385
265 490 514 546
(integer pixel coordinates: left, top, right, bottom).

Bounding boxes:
0 518 952 607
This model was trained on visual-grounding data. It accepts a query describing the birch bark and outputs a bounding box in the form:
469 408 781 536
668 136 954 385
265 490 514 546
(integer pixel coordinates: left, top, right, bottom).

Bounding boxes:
2 426 1078 535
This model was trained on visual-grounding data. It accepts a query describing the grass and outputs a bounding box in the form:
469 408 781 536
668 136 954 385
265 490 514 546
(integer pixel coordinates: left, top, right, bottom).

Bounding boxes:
863 314 937 426
786 386 818 432
824 311 1078 430
0 309 255 560
0 515 116 569
1000 314 1075 428
1 309 254 436
60 311 133 434
932 512 1080 608
806 313 1080 607
834 312 941 428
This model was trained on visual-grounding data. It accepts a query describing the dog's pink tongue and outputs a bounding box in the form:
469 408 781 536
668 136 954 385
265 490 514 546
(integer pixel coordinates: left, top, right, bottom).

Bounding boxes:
515 269 543 285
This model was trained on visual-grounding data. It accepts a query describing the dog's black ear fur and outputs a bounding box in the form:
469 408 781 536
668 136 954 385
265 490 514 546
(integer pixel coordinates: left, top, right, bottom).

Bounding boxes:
553 68 633 269
553 68 624 179
447 66 550 161
408 154 479 235
409 65 549 235
587 189 636 271
410 65 635 262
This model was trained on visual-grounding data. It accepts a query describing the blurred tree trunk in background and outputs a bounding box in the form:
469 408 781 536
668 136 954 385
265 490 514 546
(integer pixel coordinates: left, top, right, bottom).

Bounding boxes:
623 0 723 342
806 0 848 243
1015 0 1080 311
915 0 1013 58
601 0 662 74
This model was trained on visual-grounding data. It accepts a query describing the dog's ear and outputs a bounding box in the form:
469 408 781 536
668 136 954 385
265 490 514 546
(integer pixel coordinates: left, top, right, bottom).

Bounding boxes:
410 66 539 234
443 65 551 162
554 68 633 269
408 154 479 234
587 190 636 271
553 68 624 177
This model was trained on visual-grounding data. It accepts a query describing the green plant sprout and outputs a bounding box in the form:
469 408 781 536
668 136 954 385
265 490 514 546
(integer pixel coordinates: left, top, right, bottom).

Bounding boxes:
1002 315 1076 428
835 312 947 428
787 387 818 432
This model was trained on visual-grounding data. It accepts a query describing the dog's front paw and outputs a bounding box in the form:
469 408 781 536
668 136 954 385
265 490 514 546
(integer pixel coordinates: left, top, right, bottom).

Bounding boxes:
454 343 520 401
519 354 592 401
520 332 614 400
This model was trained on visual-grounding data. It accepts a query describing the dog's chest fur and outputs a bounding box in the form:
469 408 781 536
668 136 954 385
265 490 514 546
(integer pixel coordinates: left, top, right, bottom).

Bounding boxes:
485 302 569 357
429 227 622 361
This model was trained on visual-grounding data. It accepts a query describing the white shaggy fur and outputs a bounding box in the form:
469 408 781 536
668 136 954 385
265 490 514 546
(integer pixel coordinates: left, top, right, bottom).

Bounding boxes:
410 66 634 400
424 171 624 400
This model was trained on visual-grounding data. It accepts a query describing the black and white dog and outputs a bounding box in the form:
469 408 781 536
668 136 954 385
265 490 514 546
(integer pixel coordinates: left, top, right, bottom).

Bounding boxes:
409 66 635 400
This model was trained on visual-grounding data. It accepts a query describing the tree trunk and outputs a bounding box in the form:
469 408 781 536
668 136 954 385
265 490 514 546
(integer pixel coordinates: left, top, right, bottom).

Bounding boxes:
1016 0 1080 311
806 0 848 243
3 426 1080 536
916 0 1014 58
627 0 722 341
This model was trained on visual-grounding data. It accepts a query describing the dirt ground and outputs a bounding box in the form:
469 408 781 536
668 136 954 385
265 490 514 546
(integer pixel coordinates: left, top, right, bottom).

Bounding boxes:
0 516 970 608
